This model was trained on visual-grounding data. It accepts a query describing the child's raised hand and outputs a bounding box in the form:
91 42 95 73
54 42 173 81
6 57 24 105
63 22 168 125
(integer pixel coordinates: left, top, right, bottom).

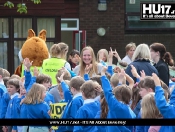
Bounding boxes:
108 51 113 59
95 85 103 93
118 69 125 83
140 70 146 80
85 64 92 74
131 65 140 78
75 54 81 63
113 66 121 73
113 49 120 59
57 71 65 83
152 73 161 86
33 66 39 77
101 66 107 76
23 58 33 71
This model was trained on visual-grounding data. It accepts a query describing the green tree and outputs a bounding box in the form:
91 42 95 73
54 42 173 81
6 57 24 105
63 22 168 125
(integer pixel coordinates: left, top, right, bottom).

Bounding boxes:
3 0 41 14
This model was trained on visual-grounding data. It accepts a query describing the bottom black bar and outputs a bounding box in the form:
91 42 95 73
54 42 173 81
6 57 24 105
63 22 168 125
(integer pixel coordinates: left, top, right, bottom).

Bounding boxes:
0 119 175 126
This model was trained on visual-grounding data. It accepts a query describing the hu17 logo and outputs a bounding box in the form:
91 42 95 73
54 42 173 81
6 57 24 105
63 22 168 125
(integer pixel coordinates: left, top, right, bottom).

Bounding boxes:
140 3 175 20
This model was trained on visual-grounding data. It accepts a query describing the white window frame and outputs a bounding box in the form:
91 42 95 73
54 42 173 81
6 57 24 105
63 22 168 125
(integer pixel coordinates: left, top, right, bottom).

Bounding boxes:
61 18 79 31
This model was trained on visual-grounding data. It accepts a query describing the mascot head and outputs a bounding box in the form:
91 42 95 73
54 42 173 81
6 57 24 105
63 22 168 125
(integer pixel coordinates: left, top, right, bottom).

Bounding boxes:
19 29 49 66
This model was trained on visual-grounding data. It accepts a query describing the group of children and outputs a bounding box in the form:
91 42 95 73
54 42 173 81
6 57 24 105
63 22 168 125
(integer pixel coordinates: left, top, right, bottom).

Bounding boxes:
0 45 175 132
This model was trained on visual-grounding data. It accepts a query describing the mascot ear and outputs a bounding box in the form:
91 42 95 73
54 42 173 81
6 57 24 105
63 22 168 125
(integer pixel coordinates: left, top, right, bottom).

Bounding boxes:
27 29 36 40
38 29 47 41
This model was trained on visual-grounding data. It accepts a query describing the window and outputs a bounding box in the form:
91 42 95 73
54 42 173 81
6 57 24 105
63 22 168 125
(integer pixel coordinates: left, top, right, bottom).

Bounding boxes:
0 18 9 38
37 18 55 38
61 18 79 30
0 17 60 74
125 0 175 32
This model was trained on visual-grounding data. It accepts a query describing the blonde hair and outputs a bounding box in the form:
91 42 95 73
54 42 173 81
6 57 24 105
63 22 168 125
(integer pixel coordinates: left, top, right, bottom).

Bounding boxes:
79 46 98 77
50 42 68 60
9 74 21 80
125 42 136 55
50 44 60 57
132 44 151 61
97 49 109 63
58 42 69 60
110 73 126 87
56 69 71 83
141 92 162 118
3 69 10 77
23 83 46 104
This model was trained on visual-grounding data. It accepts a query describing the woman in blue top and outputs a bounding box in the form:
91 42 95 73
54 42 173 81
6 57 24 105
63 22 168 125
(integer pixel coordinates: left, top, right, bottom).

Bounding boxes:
22 83 50 132
125 44 158 83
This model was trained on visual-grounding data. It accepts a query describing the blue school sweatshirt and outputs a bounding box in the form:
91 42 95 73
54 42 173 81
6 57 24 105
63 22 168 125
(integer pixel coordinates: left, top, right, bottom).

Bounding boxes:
94 111 107 132
5 93 20 119
24 71 32 92
101 75 134 132
73 99 100 132
0 84 7 116
107 65 114 76
44 92 55 105
0 83 7 97
0 92 10 118
155 86 175 132
14 95 28 119
26 101 50 119
133 100 141 118
25 74 56 106
56 81 73 132
66 94 84 131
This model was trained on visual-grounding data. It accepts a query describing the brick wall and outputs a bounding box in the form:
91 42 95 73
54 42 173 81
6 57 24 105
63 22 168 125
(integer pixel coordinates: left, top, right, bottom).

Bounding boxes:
79 0 175 61
79 0 125 62
124 34 175 60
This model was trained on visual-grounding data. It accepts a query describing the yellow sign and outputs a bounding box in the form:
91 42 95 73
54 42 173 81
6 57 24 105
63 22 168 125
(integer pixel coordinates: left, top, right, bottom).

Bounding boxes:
50 103 67 130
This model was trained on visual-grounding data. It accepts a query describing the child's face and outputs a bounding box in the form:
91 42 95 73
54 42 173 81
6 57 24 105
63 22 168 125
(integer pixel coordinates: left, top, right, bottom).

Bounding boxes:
42 81 52 91
71 54 80 64
7 84 18 95
19 81 26 96
70 87 75 95
58 88 64 99
139 88 149 98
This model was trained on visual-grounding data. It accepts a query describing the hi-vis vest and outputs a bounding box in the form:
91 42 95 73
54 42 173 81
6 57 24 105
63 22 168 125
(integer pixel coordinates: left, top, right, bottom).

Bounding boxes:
42 58 66 85
21 64 42 77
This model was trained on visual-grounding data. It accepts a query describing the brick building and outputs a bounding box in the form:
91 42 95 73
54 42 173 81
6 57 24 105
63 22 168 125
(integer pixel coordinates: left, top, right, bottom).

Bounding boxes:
0 0 175 74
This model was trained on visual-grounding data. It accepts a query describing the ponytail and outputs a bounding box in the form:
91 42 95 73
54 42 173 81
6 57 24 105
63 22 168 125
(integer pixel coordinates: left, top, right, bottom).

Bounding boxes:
164 52 174 66
100 92 108 119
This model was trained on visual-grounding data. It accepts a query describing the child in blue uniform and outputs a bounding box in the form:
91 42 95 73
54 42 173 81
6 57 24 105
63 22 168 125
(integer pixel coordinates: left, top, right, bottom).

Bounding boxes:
73 80 100 132
5 78 20 132
56 70 85 132
100 67 135 132
153 73 175 132
22 83 50 132
23 58 55 106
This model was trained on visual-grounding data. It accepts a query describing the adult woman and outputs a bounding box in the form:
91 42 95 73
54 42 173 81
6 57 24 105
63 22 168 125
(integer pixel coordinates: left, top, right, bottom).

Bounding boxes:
122 42 136 65
125 44 158 83
73 46 103 77
150 43 174 86
42 42 71 85
68 49 80 70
